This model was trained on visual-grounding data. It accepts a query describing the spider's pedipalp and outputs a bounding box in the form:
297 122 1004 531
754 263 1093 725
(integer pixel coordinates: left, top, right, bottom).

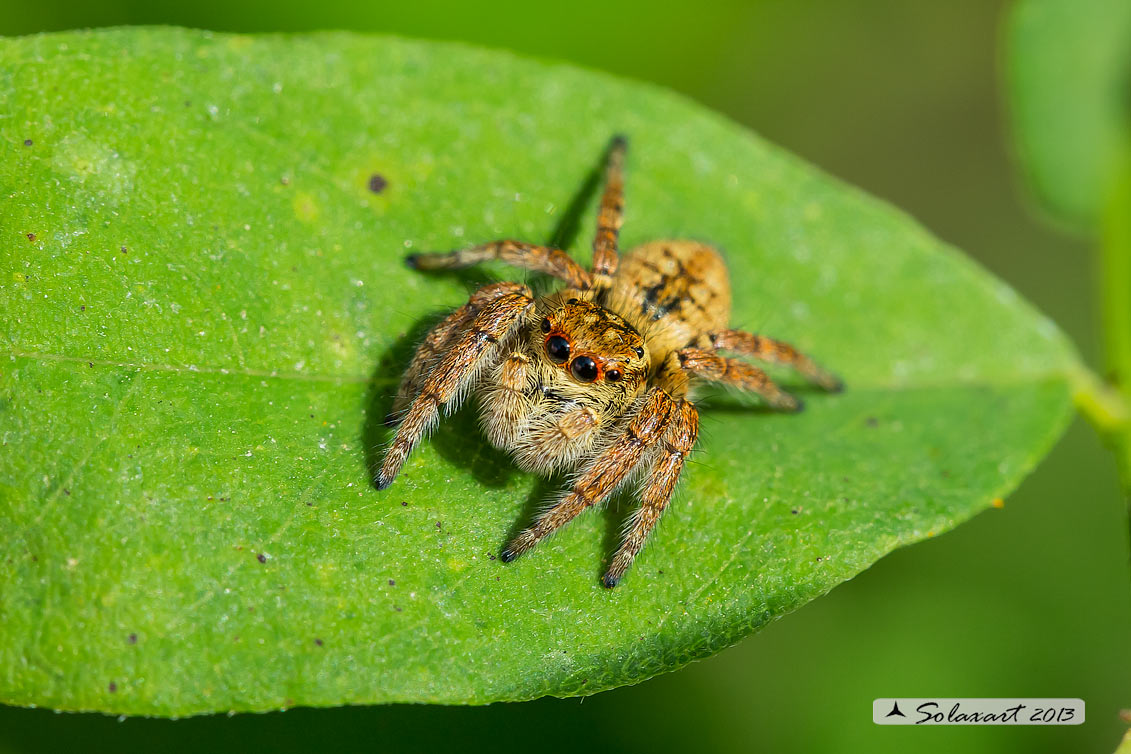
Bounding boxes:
501 388 675 562
376 283 534 489
604 398 699 588
590 135 627 287
678 347 801 412
407 240 592 289
478 351 536 449
511 405 603 475
708 329 842 392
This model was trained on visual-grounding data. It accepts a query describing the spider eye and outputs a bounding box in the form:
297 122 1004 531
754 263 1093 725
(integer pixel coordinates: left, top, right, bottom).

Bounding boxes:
571 356 599 383
606 368 623 382
633 346 645 358
540 317 551 333
546 335 570 363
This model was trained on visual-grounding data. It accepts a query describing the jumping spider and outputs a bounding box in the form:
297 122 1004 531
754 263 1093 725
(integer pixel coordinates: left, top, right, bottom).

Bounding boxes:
377 136 841 587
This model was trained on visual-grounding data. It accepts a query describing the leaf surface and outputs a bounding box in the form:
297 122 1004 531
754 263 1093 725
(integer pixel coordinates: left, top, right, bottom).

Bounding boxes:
0 28 1078 715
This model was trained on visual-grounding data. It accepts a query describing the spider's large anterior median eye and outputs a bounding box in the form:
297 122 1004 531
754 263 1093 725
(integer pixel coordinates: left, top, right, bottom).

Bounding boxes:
571 356 599 382
546 335 571 363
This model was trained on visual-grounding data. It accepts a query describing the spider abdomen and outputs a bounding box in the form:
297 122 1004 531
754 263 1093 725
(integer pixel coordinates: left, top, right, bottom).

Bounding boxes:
609 240 732 360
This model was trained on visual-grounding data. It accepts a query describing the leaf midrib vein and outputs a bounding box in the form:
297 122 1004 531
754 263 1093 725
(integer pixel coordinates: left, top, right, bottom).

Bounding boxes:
5 347 1074 392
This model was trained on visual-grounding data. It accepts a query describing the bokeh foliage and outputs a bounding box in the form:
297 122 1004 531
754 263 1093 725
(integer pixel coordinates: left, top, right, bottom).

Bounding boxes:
1006 0 1131 231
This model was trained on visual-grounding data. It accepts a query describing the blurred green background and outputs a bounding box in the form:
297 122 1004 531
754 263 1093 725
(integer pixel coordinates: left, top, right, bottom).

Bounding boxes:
1 1 1127 752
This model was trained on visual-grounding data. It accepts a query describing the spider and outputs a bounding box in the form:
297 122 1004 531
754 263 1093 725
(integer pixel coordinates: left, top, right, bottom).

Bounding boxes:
376 136 842 587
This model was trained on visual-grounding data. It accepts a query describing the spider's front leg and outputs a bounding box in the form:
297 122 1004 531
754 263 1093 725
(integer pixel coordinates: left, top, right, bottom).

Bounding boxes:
501 388 677 567
603 398 699 587
377 282 534 489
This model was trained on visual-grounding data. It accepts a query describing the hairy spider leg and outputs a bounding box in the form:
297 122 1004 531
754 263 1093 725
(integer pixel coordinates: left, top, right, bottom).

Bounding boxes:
388 302 477 422
407 240 592 289
377 282 534 489
677 347 802 412
708 329 843 392
603 398 699 587
590 135 627 287
389 282 531 421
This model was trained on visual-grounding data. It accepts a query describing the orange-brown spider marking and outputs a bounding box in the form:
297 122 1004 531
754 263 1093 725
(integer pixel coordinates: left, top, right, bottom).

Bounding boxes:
380 136 842 586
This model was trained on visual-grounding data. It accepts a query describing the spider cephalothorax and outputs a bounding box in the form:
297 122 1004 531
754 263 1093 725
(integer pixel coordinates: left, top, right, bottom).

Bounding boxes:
378 136 841 587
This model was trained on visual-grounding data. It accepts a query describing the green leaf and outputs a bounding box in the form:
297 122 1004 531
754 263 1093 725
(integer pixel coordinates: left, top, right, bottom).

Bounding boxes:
1 28 1080 715
1005 0 1131 231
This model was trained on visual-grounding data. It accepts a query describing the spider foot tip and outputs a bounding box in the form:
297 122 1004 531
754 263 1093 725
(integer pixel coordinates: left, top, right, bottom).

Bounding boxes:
601 573 621 589
499 548 518 563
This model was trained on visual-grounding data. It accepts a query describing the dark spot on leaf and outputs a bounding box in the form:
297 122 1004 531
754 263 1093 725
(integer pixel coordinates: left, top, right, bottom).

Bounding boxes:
388 579 395 586
23 139 32 146
88 362 93 368
394 605 402 612
108 682 117 693
865 416 878 427
401 501 407 506
120 246 128 254
435 521 442 530
257 553 267 564
80 306 85 311
128 633 137 644
368 173 388 193
314 638 323 646
280 176 290 186
790 508 798 514
26 233 35 242
63 489 70 495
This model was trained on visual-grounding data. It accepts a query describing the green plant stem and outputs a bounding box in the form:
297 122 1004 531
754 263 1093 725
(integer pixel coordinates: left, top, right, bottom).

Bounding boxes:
1093 141 1131 496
